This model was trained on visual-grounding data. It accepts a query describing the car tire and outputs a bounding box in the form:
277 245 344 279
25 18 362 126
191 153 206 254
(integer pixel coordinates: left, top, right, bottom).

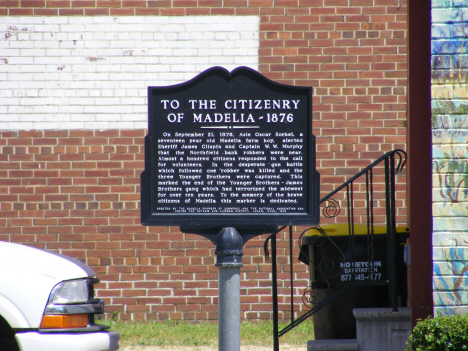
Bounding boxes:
0 315 20 351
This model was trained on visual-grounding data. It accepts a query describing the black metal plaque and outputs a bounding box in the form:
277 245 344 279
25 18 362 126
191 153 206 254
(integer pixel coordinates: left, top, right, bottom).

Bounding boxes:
141 66 319 232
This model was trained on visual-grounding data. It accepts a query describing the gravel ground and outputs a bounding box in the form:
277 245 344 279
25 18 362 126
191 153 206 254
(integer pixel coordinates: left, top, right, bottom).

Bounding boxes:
121 345 305 351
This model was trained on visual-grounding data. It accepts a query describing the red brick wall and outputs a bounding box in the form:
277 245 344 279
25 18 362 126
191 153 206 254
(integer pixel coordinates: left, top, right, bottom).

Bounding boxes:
0 0 408 321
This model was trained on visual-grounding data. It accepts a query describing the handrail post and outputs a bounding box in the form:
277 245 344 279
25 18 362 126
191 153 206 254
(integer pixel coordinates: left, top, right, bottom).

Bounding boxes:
272 234 279 351
389 154 398 311
385 156 398 311
289 226 294 326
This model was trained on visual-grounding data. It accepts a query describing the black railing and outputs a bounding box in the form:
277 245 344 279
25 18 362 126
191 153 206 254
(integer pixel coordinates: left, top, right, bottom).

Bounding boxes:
264 149 407 351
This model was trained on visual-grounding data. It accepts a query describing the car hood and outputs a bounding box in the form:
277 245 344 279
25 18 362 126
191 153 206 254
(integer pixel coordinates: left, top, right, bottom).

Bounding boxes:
0 241 95 281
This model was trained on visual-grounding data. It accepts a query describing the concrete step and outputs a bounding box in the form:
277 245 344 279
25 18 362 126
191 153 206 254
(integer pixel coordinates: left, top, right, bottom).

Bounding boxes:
307 339 359 351
354 307 411 351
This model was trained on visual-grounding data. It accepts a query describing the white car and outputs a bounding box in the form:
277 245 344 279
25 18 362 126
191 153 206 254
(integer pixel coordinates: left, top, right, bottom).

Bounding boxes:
0 241 120 351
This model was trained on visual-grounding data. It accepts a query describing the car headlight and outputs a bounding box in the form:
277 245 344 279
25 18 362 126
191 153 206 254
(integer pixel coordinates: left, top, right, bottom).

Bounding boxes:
51 280 89 304
41 278 106 331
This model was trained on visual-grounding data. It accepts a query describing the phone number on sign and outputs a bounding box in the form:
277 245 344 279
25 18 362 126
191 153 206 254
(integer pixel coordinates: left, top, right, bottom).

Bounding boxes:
341 273 382 281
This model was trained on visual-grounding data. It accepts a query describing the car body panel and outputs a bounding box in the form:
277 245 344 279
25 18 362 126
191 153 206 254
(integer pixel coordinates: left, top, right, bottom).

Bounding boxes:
0 294 29 329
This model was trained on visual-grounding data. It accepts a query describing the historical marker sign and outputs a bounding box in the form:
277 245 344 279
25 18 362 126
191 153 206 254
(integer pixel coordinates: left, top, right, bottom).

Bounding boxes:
141 66 319 233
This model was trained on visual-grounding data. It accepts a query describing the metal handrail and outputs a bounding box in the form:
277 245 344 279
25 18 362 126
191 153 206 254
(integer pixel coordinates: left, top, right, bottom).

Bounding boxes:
320 149 406 203
264 149 407 351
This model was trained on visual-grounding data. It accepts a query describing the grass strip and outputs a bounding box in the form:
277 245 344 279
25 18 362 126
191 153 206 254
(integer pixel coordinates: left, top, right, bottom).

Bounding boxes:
105 319 314 347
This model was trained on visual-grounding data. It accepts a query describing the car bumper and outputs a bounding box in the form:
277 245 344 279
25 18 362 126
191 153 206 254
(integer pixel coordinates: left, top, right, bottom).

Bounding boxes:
16 330 120 351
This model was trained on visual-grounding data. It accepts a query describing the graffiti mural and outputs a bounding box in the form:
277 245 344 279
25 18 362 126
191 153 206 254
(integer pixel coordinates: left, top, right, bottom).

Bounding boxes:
432 0 468 315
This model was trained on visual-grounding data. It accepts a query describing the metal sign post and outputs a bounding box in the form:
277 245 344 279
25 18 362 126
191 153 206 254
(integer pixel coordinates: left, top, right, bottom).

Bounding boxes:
215 227 243 351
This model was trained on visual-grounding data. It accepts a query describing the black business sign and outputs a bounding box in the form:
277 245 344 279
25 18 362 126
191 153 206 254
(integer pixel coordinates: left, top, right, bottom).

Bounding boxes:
141 66 319 233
